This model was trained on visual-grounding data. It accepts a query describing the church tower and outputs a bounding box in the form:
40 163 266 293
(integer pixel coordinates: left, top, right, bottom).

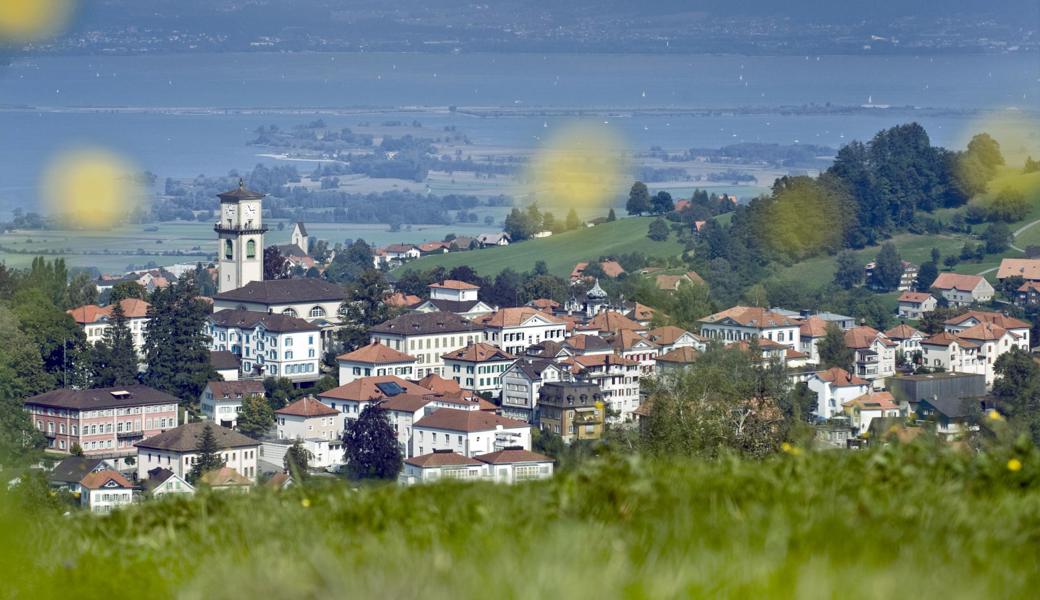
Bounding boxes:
215 180 267 293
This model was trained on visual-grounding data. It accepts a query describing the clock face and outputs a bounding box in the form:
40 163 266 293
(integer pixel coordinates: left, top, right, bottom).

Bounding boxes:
223 205 235 219
245 204 257 218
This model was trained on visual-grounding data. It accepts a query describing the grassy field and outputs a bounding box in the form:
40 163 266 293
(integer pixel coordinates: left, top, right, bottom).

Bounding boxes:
3 442 1039 599
399 216 686 278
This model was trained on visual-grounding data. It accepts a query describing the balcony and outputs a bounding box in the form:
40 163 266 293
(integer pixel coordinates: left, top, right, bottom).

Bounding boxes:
214 222 268 235
117 430 144 440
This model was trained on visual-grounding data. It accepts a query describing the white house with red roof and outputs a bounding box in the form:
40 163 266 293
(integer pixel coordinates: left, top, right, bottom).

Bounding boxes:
199 380 265 429
336 341 417 385
884 323 927 356
79 470 135 513
844 326 898 388
67 298 151 355
897 292 937 319
698 306 801 350
565 353 642 421
270 397 345 469
807 367 872 419
944 311 1031 348
411 408 531 458
843 392 901 435
441 342 516 396
930 273 994 307
474 448 554 484
399 450 487 484
412 280 496 319
919 332 986 380
477 307 569 356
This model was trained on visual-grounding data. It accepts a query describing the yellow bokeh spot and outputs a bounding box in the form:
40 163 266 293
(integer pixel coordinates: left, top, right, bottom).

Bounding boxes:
0 0 73 42
1007 458 1022 472
988 410 1004 421
301 498 311 508
524 122 629 212
42 148 140 230
959 110 1040 167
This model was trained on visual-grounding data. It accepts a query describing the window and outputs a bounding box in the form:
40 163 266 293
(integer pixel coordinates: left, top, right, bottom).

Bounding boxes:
282 308 298 318
246 239 256 258
309 306 325 318
224 239 233 259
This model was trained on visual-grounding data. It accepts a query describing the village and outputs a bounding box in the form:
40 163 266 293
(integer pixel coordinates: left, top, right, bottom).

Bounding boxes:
24 181 1040 512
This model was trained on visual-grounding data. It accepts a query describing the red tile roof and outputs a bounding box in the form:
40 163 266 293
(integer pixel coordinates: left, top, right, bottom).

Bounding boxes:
319 376 429 402
798 316 830 337
405 451 482 468
476 307 566 328
442 342 515 363
656 347 700 364
645 326 694 346
944 310 1030 330
416 373 463 395
844 326 895 349
337 341 416 364
429 279 479 290
997 258 1040 280
413 408 529 433
898 291 934 304
931 273 986 292
276 396 339 418
815 367 869 387
79 469 133 490
700 306 798 328
473 449 553 465
586 310 643 334
921 332 978 348
884 323 924 340
843 391 898 411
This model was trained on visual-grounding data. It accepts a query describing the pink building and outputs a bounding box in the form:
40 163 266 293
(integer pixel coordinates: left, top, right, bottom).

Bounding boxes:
25 385 180 469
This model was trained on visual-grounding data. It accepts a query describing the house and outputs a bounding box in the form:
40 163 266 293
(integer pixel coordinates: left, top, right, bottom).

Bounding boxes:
625 302 657 327
581 310 644 337
537 381 606 442
570 260 625 283
210 350 241 381
474 449 554 484
565 353 641 421
67 298 150 355
915 397 980 440
726 337 790 367
954 322 1027 385
209 309 322 382
610 329 659 375
369 311 486 378
141 467 195 498
807 367 872 420
563 334 614 356
500 359 571 422
655 271 705 292
1014 281 1040 307
198 467 252 492
477 307 569 356
199 380 266 428
944 311 1031 348
417 241 449 256
399 450 486 484
930 273 994 307
24 385 180 468
268 397 345 470
654 347 700 372
797 316 829 365
773 308 857 331
336 341 416 385
383 243 421 261
318 375 430 424
411 280 496 319
996 258 1040 282
450 236 477 251
136 422 260 482
48 456 114 493
378 393 437 456
411 409 531 458
211 278 347 327
844 326 898 388
919 332 985 379
884 323 927 358
842 392 901 435
476 232 510 247
415 373 466 396
79 470 134 513
865 260 918 292
442 342 515 397
698 306 801 349
897 292 937 319
386 291 422 309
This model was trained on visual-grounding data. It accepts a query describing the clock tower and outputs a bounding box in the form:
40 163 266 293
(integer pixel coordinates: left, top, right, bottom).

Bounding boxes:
215 180 268 293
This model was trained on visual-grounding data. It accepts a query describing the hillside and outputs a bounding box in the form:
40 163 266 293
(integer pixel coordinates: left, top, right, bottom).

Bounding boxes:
398 217 685 279
4 445 1039 598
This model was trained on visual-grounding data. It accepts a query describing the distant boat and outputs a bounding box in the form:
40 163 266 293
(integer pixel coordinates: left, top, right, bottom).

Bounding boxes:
641 90 646 98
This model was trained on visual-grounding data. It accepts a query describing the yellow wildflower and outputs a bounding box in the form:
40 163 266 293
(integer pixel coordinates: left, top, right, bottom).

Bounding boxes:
301 498 312 508
1007 458 1022 472
988 410 1004 421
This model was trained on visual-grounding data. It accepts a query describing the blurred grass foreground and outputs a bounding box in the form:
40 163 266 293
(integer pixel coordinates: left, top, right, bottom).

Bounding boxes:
2 441 1040 599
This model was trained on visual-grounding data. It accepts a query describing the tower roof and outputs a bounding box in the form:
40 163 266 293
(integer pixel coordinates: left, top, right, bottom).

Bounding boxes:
586 279 608 299
218 179 265 202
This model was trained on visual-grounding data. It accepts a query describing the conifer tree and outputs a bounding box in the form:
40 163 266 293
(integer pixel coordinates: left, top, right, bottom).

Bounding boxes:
143 274 216 403
95 301 139 387
188 424 225 483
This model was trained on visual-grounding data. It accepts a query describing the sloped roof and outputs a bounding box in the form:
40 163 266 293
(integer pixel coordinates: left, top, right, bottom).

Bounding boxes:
528 298 561 311
405 450 482 468
210 350 241 371
218 182 264 202
921 332 978 348
612 329 656 352
997 258 1040 280
337 341 416 364
137 422 259 452
699 306 798 328
213 279 346 304
50 457 109 484
67 298 151 324
798 316 830 337
199 467 251 487
477 307 565 329
319 376 429 402
26 385 179 411
442 342 515 363
898 291 934 304
79 470 133 490
656 347 700 364
276 396 339 418
645 326 694 346
815 367 869 387
386 292 422 308
626 303 656 322
884 323 925 340
844 326 895 349
843 391 898 411
429 279 479 290
378 393 434 414
473 449 553 465
957 322 1012 342
564 334 612 352
416 373 462 395
207 380 265 399
944 310 1030 330
413 408 529 433
586 310 643 334
210 309 320 333
931 272 986 292
656 271 705 291
570 353 640 368
370 311 484 336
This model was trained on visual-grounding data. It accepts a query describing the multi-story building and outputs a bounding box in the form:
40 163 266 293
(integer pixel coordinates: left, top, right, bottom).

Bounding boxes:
211 278 347 334
843 326 898 388
67 298 151 355
411 408 531 458
336 341 416 385
399 448 554 485
897 292 938 319
318 375 431 424
199 380 265 429
843 392 901 435
410 280 496 319
79 470 134 514
136 422 260 482
919 332 986 379
698 306 801 350
944 311 1031 348
500 359 571 422
884 323 927 358
1015 281 1040 307
209 309 322 382
610 329 659 376
643 326 706 353
267 397 345 470
24 385 180 469
806 367 872 420
930 273 994 307
368 311 485 378
441 342 516 397
537 381 606 442
476 307 569 356
565 353 642 421
214 181 267 294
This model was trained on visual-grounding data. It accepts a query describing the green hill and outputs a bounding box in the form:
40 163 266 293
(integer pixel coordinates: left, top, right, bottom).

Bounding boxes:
398 216 685 278
5 445 1039 598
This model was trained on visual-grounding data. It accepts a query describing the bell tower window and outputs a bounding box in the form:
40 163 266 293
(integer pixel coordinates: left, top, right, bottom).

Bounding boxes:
224 239 233 259
247 239 256 259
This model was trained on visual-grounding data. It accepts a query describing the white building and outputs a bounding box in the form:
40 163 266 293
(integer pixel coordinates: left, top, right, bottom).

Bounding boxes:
930 273 994 307
215 181 267 293
844 326 898 388
698 306 801 350
318 376 432 425
843 392 901 435
500 359 570 422
411 280 496 319
271 397 345 469
566 353 642 421
199 380 265 429
884 323 927 357
380 393 436 457
473 449 555 484
442 342 516 396
897 292 937 319
399 448 554 485
920 332 986 379
807 367 872 420
368 311 486 378
476 307 569 356
644 326 707 353
477 232 510 247
290 222 309 254
142 468 196 498
611 329 659 376
336 341 416 385
412 408 531 458
209 309 322 382
136 422 260 482
944 311 1031 348
79 470 134 514
211 278 347 327
67 298 150 355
